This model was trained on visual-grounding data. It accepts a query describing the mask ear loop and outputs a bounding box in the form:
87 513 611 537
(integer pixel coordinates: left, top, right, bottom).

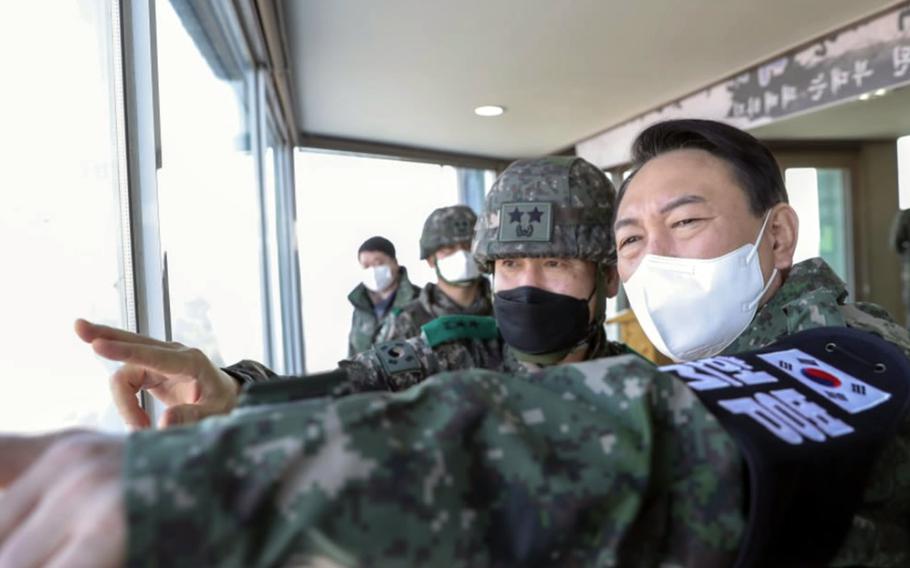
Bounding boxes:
745 210 779 312
745 210 774 264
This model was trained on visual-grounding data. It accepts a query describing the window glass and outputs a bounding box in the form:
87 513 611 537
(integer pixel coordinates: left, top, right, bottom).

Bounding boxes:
785 167 853 291
156 0 265 366
295 151 461 372
263 126 284 370
0 1 128 432
899 135 910 210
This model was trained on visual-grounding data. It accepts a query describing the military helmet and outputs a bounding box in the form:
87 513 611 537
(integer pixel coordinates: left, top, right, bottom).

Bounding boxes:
472 156 617 272
419 205 478 259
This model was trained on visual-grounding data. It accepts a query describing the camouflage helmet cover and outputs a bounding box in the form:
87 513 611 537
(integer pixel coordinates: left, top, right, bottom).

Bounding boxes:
472 156 617 271
419 205 478 259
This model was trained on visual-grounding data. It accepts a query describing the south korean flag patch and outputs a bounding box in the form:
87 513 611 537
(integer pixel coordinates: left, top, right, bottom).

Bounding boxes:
758 349 890 414
659 326 910 568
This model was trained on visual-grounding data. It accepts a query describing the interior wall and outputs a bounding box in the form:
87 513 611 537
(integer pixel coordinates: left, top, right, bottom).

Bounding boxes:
857 141 903 322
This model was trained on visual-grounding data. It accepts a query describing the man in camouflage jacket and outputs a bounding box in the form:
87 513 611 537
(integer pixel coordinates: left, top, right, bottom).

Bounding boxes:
612 118 910 566
347 237 420 356
377 205 493 343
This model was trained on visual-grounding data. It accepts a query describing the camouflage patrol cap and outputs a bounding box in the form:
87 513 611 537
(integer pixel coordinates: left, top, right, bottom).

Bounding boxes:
419 205 478 259
472 156 617 271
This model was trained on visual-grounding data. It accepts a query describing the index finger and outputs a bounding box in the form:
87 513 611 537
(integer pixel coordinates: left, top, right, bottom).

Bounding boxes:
74 319 171 349
91 339 200 377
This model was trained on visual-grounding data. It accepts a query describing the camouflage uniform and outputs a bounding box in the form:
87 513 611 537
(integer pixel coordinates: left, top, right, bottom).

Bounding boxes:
124 257 910 567
347 267 420 356
377 279 493 342
126 352 743 567
378 205 493 342
724 257 910 567
229 157 629 395
339 319 628 394
890 209 910 328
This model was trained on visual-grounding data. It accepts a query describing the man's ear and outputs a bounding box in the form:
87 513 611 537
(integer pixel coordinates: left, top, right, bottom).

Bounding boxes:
767 203 799 271
604 265 620 298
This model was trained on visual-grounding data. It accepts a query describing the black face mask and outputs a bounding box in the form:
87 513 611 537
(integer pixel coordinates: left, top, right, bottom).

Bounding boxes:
493 286 591 355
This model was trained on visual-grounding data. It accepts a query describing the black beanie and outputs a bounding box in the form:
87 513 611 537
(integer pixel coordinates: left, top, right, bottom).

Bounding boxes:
358 236 396 260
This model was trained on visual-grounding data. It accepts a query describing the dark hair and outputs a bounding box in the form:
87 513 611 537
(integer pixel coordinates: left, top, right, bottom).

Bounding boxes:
617 119 788 217
358 236 396 260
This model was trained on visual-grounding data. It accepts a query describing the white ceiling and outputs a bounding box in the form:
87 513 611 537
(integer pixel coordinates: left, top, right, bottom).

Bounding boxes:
281 0 900 159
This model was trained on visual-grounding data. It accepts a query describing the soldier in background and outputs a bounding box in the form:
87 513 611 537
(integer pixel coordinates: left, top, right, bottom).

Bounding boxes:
377 205 492 342
347 236 420 356
257 156 631 394
890 208 910 328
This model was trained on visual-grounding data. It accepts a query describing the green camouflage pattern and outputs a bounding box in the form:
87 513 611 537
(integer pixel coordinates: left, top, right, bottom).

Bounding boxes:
891 209 910 328
723 257 910 567
125 352 743 567
125 257 910 567
473 157 617 271
338 325 630 396
377 278 493 342
230 318 628 398
347 267 420 356
419 205 478 259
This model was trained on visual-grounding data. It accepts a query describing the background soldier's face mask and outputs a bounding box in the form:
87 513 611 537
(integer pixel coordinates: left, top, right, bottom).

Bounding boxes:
362 265 394 292
623 212 778 362
493 285 592 357
435 249 481 286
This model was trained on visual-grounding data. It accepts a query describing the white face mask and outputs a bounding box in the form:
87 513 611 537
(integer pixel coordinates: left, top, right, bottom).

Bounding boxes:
362 265 394 292
623 213 779 362
436 249 480 285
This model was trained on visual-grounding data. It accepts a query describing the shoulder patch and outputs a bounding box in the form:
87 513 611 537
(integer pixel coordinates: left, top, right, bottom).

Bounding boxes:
660 326 910 567
421 315 499 348
375 340 422 375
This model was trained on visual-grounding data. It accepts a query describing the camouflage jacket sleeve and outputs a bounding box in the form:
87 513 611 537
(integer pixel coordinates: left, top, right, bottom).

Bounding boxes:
336 336 443 395
839 302 910 360
347 310 359 358
225 334 479 404
222 360 278 386
124 354 743 567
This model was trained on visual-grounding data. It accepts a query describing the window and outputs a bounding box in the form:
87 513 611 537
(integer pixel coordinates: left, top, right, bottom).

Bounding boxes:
296 151 470 372
899 135 910 210
263 123 285 370
155 1 266 366
785 167 853 291
0 1 128 433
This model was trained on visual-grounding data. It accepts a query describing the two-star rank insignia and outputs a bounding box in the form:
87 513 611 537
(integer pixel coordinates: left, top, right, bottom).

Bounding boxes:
498 202 553 242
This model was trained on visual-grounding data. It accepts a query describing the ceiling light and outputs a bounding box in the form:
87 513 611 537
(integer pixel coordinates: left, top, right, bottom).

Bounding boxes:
874 88 888 96
474 105 505 117
859 93 871 101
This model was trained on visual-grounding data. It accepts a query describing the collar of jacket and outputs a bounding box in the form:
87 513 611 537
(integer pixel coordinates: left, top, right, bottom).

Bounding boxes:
348 266 419 310
419 278 493 318
724 257 848 354
501 325 628 373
